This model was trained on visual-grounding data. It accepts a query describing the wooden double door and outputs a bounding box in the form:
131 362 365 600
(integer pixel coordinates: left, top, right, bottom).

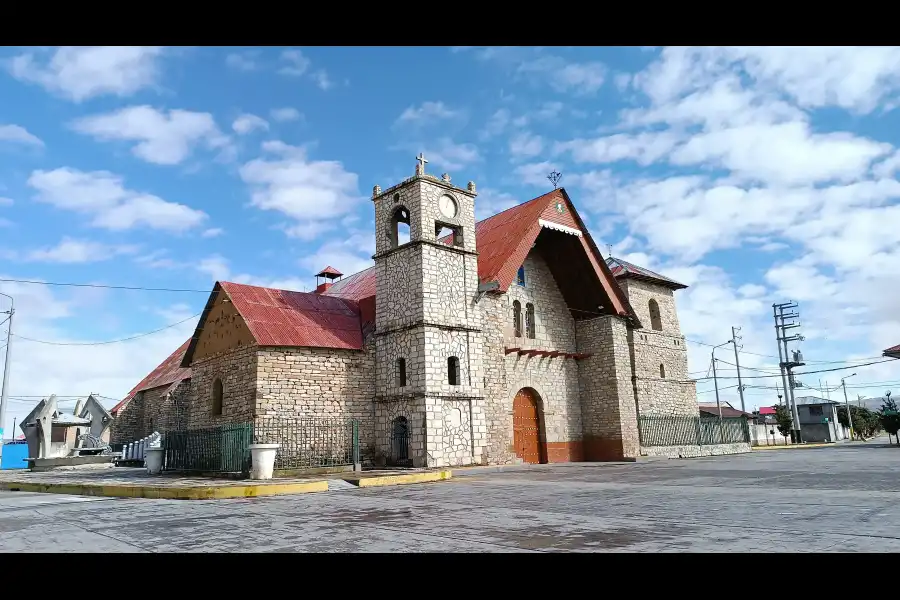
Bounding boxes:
513 388 544 464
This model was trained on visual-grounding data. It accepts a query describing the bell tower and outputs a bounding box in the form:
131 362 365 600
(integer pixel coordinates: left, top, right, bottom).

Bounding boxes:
370 155 485 467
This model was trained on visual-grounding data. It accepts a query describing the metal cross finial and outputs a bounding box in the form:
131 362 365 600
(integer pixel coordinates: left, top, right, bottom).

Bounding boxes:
548 170 562 189
416 153 428 170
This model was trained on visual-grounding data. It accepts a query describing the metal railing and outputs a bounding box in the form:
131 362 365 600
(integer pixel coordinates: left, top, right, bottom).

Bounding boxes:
163 423 252 474
639 415 750 447
252 416 358 470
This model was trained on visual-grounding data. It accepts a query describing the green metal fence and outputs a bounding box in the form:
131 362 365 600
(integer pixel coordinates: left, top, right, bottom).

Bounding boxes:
163 423 252 474
638 415 750 447
252 416 359 470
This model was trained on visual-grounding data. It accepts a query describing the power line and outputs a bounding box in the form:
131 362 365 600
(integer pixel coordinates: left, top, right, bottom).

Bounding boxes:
694 359 894 381
11 313 200 346
684 336 885 365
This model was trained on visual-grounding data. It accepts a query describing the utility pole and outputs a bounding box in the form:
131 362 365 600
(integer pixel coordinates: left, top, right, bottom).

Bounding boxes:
0 292 14 458
712 340 732 443
731 326 746 413
841 374 856 440
774 302 803 443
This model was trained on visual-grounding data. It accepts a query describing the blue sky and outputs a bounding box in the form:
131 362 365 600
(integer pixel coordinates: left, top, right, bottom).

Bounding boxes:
1 46 899 435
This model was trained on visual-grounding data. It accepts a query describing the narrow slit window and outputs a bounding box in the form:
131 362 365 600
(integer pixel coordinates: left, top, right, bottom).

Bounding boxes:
512 300 522 338
448 356 461 386
525 303 536 339
516 266 526 286
211 378 224 416
649 299 662 331
396 358 407 387
659 364 666 379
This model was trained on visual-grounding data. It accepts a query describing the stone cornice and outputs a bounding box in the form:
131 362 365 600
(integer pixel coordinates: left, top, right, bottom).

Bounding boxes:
372 238 479 261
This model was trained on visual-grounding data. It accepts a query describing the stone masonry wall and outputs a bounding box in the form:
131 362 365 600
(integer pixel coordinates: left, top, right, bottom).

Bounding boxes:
255 338 376 457
640 442 751 458
576 315 640 460
110 395 144 444
110 380 191 443
621 279 697 417
187 344 258 429
480 250 584 464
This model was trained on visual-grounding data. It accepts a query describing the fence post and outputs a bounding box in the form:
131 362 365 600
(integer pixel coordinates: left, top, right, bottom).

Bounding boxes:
352 420 361 472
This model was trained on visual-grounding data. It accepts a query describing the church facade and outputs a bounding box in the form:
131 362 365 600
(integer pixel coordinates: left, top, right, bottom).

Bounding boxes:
111 160 698 467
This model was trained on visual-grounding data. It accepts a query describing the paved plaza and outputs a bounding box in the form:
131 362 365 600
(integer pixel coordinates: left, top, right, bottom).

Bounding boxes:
2 441 899 552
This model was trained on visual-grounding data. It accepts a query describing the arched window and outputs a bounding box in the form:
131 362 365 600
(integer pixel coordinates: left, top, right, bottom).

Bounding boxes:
391 416 409 464
448 356 461 386
211 378 223 416
648 299 662 331
512 300 522 337
525 303 536 339
659 364 666 379
516 265 526 286
396 357 407 387
388 206 410 248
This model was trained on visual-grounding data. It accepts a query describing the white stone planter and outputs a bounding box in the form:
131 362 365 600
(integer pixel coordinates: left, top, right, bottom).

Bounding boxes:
145 447 165 475
249 444 280 480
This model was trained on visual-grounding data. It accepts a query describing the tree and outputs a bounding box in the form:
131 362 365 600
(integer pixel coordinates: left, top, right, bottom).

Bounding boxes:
879 397 900 445
773 404 793 441
838 405 883 440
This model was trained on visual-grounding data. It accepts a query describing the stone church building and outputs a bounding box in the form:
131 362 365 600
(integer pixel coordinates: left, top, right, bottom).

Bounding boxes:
111 160 698 467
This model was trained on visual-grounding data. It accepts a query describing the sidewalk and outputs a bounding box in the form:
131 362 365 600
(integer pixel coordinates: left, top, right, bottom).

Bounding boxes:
0 466 452 500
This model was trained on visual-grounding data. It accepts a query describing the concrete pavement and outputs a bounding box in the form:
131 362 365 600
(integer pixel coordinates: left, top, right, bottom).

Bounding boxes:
2 439 899 552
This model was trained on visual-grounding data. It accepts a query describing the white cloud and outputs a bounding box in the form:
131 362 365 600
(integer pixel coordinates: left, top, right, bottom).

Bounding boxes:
201 227 224 238
395 101 462 126
512 160 563 188
24 238 138 264
28 167 207 232
518 54 607 94
278 49 311 76
297 230 375 279
232 113 269 135
7 46 164 102
270 107 302 122
238 141 363 239
0 275 200 435
474 187 520 221
0 197 12 206
417 138 481 171
508 131 544 159
225 51 259 71
311 70 334 90
71 105 231 166
0 124 44 147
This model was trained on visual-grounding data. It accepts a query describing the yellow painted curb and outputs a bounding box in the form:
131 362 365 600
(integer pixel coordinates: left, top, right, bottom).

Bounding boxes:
752 443 835 451
0 479 328 500
352 470 452 488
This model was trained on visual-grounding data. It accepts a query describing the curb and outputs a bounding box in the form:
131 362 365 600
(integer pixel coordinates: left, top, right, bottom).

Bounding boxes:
751 443 837 451
344 470 452 488
0 479 329 500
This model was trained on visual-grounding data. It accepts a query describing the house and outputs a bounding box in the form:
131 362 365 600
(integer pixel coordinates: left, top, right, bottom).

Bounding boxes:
884 345 900 360
113 160 702 467
793 396 844 442
698 402 753 420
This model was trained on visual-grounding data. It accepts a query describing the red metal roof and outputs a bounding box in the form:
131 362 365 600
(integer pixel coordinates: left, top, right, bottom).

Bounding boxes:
698 403 753 419
316 265 344 278
219 281 363 350
325 266 376 302
758 406 777 415
112 338 192 414
884 344 900 357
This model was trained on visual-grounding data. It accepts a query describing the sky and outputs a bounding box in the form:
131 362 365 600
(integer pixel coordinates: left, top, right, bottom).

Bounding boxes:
0 46 899 438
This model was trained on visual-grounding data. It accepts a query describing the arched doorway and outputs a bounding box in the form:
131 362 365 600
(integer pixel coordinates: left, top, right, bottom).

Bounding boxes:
513 388 545 464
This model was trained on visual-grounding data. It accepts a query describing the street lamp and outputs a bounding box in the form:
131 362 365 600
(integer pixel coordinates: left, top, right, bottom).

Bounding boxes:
841 373 856 441
711 340 733 443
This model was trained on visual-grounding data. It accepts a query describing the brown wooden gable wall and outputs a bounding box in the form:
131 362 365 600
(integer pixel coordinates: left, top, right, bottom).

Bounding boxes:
191 291 256 362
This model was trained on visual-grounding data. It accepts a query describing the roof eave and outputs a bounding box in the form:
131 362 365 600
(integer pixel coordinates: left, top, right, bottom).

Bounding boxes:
616 272 688 291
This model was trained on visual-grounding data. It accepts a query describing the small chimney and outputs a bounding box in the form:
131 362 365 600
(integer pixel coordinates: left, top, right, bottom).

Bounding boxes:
314 265 343 294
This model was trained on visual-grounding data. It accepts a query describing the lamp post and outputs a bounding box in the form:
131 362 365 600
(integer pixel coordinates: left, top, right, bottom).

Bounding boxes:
841 373 856 441
712 340 733 444
0 291 14 463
